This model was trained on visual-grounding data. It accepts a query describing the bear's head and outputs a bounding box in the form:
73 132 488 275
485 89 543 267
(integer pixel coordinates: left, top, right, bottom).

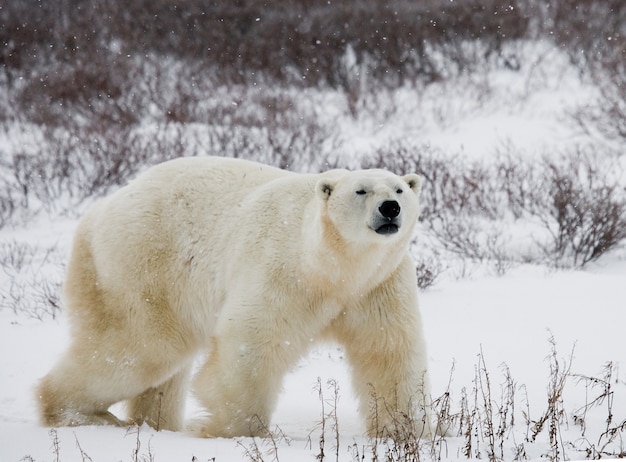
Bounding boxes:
315 169 422 244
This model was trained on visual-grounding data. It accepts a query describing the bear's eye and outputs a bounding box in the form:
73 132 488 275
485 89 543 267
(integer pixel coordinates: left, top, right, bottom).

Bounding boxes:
356 189 367 195
396 188 403 194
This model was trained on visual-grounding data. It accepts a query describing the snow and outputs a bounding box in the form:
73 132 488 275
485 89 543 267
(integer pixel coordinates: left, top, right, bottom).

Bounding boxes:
1 41 625 461
2 261 625 461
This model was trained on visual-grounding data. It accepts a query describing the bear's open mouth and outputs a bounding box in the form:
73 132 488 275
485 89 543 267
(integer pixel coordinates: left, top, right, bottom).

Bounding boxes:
375 223 399 235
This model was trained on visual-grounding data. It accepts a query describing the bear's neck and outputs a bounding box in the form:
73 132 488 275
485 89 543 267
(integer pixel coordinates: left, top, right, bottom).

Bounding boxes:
301 212 406 296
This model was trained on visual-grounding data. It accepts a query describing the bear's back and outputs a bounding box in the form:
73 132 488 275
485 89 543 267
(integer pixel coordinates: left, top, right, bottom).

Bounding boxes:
81 157 307 294
144 156 291 193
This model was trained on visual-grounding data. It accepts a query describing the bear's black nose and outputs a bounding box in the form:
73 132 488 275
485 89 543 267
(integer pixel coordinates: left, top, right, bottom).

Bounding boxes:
379 200 400 219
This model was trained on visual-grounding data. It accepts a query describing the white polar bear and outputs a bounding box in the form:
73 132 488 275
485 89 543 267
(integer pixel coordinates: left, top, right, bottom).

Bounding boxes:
37 156 431 438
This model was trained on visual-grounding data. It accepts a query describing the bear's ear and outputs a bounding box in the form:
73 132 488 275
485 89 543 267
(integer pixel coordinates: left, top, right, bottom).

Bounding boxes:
403 174 422 195
315 179 335 201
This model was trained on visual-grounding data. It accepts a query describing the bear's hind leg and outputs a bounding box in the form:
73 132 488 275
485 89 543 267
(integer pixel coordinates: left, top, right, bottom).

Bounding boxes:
37 221 133 427
37 352 129 427
127 364 191 431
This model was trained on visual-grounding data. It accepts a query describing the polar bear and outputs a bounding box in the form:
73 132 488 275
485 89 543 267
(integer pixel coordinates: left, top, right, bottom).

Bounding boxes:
37 156 430 438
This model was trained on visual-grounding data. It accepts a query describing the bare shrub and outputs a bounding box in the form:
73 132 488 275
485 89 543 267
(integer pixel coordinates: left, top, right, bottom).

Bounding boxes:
572 362 617 437
0 240 38 274
541 0 626 73
535 0 626 149
527 336 572 462
0 265 62 320
14 56 137 127
0 240 63 320
0 184 16 229
531 152 626 267
452 350 519 461
571 38 626 148
367 142 626 272
193 86 343 172
237 419 291 462
412 246 447 291
2 74 341 229
570 362 626 458
359 382 436 462
199 118 341 173
365 143 509 222
473 149 626 268
365 144 519 275
309 378 341 462
1 0 533 92
2 121 188 222
449 339 625 461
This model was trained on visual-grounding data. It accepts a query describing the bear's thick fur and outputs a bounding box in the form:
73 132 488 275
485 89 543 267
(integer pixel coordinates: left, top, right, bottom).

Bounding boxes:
37 156 430 437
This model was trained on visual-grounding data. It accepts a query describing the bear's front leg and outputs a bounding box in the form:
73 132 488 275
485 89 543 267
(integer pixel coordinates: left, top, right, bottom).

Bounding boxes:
328 260 433 439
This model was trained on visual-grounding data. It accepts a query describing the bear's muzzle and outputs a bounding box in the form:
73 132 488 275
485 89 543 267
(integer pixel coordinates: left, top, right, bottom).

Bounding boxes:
373 200 401 235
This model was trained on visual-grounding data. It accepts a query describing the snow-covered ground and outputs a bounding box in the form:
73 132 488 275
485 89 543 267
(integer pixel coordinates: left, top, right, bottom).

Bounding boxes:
2 250 625 461
1 41 625 461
